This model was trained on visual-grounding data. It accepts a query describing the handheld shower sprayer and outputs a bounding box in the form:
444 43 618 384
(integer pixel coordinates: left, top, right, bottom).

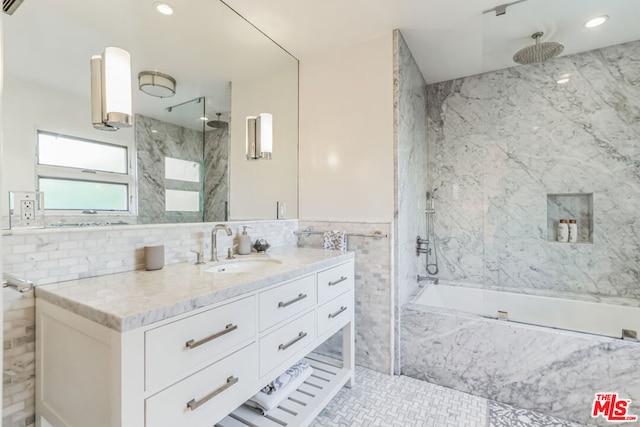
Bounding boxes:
426 188 438 211
420 187 439 277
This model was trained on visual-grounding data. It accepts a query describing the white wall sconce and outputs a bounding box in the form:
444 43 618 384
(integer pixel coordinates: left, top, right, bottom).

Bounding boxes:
138 71 176 98
91 47 133 131
246 113 273 160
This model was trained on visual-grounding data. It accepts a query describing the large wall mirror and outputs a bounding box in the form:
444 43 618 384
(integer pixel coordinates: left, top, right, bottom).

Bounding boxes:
1 0 299 228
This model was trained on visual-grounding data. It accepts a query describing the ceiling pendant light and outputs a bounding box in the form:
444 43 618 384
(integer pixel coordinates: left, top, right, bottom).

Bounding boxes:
91 47 133 131
138 71 176 98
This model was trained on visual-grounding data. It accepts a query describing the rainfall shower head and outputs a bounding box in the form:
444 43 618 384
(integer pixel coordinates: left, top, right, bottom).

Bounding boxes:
206 113 228 129
513 32 564 65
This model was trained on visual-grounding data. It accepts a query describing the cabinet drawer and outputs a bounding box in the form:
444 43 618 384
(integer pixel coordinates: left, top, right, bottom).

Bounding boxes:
145 296 256 391
317 261 354 304
145 343 257 427
317 290 354 337
259 311 315 376
259 275 315 331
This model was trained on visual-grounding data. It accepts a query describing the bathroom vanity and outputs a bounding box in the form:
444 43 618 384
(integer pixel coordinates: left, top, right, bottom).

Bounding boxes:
35 248 355 427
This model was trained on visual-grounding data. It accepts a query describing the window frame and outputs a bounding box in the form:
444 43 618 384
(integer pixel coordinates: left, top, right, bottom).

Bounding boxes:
35 130 137 215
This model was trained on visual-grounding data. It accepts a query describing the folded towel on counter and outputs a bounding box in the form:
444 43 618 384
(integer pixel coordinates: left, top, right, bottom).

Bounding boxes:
323 230 348 251
245 363 313 415
261 360 310 395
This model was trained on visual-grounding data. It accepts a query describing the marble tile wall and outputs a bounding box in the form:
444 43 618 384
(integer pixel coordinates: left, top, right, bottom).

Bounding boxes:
393 30 429 374
401 303 640 426
136 114 204 224
297 221 394 375
204 127 229 222
427 40 640 299
3 290 35 427
2 220 298 286
1 219 297 425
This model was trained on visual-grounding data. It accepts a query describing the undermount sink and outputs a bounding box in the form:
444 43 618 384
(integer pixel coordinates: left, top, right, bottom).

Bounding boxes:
205 258 282 274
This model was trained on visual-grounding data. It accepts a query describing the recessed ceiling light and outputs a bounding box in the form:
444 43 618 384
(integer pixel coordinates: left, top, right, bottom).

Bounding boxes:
585 15 608 28
154 2 174 15
557 78 570 85
200 117 209 121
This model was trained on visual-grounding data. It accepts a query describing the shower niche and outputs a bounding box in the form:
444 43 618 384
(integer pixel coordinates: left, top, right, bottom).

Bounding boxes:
546 193 593 243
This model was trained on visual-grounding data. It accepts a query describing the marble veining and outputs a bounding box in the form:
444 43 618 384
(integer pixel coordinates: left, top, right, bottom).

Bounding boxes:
136 114 204 224
297 221 393 375
36 247 353 332
204 127 229 221
393 29 429 374
427 40 640 299
402 303 639 426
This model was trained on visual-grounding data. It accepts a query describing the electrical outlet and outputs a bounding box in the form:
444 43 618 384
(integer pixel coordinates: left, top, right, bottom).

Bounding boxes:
21 200 35 220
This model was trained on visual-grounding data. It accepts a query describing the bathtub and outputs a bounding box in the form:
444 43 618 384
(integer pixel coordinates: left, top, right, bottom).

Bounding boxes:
414 283 640 340
401 283 640 426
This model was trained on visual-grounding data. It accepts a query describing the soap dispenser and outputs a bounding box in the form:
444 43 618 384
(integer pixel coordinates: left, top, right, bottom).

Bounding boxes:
238 226 252 255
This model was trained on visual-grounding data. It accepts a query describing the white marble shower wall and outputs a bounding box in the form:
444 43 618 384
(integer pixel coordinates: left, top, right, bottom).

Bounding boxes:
297 220 394 374
136 114 229 224
427 40 640 299
204 126 229 222
392 30 429 373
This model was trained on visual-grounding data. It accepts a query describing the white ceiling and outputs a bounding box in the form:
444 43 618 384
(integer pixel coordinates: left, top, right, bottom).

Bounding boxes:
224 0 640 83
5 0 640 125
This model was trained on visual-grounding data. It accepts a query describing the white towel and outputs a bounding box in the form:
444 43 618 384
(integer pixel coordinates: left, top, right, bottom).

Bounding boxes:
323 230 347 251
245 364 313 415
261 360 310 395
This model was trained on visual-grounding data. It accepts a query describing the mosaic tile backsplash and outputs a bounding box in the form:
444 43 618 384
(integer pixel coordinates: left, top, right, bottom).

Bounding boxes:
297 220 394 375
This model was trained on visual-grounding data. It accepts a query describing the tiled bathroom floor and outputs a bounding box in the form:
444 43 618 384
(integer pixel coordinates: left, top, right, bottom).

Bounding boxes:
310 366 587 427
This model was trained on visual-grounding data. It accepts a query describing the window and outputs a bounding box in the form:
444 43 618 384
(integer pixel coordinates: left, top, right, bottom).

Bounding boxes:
36 131 135 213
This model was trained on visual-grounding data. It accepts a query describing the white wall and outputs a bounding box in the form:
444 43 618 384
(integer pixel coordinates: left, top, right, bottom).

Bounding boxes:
298 33 395 222
1 76 134 217
229 64 299 220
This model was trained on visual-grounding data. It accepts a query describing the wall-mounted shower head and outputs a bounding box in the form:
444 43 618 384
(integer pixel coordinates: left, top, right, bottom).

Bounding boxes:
513 31 564 65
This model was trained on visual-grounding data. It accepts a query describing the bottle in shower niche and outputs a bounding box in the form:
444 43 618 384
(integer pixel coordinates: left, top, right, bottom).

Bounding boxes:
557 219 569 243
568 219 578 243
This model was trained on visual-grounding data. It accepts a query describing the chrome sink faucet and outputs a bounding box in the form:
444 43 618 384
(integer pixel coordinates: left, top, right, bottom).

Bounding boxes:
211 224 233 262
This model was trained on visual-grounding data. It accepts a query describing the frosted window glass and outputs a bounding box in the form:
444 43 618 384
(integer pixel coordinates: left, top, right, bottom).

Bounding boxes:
165 190 200 212
38 132 127 174
39 178 128 210
165 157 201 183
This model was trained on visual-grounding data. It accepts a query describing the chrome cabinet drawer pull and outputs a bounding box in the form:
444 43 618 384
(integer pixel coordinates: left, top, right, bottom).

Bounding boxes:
328 306 348 319
185 323 237 349
328 276 348 286
278 331 308 351
186 375 238 411
278 293 307 308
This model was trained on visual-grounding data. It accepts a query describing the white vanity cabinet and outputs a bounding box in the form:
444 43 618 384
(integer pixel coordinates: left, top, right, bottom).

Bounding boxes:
36 256 355 427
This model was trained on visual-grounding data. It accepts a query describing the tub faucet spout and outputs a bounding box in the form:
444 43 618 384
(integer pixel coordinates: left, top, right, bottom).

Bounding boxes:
211 224 233 262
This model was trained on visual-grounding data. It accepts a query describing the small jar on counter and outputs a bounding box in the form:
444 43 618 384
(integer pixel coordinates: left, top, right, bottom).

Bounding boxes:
557 219 569 243
568 219 578 243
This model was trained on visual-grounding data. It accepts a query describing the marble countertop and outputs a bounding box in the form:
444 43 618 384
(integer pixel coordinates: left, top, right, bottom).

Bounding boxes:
35 247 354 332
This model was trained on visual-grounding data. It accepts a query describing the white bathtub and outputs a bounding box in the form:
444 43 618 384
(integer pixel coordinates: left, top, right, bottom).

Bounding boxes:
413 283 640 340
